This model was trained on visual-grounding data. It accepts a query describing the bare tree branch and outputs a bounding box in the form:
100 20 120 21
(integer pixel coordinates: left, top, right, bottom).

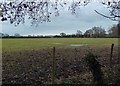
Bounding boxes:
0 0 91 26
0 0 119 26
96 0 120 22
94 10 118 21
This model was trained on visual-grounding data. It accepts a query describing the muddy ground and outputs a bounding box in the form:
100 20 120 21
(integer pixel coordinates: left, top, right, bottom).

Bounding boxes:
2 46 120 85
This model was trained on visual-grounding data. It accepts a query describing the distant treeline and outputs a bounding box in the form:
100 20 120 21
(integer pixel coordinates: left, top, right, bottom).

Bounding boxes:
1 35 119 38
1 24 119 38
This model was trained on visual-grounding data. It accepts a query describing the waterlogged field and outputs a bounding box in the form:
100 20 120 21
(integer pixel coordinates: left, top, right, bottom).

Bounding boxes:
2 38 118 51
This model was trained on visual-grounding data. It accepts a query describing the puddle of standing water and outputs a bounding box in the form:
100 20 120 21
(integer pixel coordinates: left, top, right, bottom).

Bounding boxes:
67 44 84 46
52 42 87 47
52 43 62 45
66 44 88 47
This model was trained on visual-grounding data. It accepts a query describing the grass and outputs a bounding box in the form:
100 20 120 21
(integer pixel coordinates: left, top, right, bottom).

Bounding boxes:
2 38 118 51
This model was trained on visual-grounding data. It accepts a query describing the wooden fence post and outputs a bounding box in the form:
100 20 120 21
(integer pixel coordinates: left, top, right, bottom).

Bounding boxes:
108 43 114 84
118 23 120 66
110 43 114 72
52 47 56 84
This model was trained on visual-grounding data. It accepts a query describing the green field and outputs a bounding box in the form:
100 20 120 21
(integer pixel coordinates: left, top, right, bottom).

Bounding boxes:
2 38 118 51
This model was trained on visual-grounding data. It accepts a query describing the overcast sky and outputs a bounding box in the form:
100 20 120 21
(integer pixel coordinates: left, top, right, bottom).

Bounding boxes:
0 2 118 36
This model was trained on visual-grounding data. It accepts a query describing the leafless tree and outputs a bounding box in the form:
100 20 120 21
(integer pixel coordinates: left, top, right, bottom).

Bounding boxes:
84 26 106 38
84 29 93 38
108 24 119 37
60 32 66 37
95 0 120 23
76 30 82 37
0 0 119 29
94 0 120 37
0 0 90 26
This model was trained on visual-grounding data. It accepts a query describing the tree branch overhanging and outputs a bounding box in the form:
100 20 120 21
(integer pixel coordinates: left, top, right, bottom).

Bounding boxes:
0 0 120 26
98 0 120 22
94 10 119 21
0 0 90 26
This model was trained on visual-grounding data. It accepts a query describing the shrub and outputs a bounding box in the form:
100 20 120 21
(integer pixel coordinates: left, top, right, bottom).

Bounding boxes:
85 52 104 85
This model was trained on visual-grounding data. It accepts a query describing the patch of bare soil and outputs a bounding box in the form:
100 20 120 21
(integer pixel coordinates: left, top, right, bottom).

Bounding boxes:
2 46 119 85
